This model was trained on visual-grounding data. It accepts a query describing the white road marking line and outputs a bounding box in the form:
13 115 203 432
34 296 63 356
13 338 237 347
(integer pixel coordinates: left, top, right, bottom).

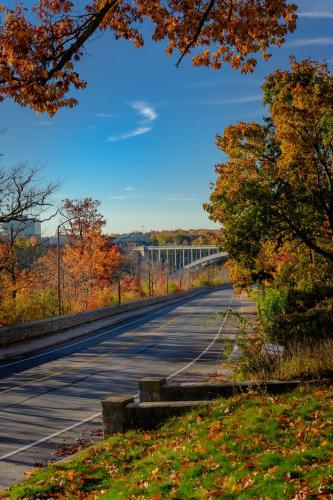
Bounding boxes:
0 291 206 370
167 297 233 380
0 291 234 462
0 412 103 461
0 317 180 397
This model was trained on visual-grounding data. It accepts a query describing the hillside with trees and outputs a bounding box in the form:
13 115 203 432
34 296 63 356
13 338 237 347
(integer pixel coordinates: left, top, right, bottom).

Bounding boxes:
131 229 221 246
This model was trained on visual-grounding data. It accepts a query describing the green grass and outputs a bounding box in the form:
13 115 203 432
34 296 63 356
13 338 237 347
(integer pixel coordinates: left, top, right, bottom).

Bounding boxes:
2 385 332 499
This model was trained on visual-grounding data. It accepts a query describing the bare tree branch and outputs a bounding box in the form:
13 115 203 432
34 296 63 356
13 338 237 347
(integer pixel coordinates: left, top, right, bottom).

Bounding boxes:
42 0 119 84
0 164 59 226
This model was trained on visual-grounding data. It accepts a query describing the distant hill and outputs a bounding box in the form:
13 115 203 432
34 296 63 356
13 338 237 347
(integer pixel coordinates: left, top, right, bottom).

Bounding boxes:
109 229 221 246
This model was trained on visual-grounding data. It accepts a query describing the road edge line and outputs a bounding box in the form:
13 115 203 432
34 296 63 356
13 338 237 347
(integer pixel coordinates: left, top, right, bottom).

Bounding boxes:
0 294 234 462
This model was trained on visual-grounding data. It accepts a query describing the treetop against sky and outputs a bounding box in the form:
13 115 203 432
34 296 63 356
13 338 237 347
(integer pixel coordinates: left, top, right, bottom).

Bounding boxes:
1 0 333 235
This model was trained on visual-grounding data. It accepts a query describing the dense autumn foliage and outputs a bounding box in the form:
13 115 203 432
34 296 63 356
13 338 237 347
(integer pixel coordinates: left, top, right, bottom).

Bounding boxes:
37 198 123 313
0 236 46 325
205 58 333 290
0 197 227 326
61 200 121 311
0 0 297 114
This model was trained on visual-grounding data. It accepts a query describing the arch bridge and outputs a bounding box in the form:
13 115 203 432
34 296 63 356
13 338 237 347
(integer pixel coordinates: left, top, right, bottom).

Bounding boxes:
133 245 226 271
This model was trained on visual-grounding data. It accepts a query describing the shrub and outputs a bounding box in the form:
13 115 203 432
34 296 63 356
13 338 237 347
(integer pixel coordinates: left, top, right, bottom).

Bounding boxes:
251 284 333 346
252 286 288 325
268 297 333 346
285 285 333 313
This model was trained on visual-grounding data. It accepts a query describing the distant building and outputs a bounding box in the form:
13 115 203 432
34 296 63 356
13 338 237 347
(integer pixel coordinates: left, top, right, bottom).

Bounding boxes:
0 218 41 238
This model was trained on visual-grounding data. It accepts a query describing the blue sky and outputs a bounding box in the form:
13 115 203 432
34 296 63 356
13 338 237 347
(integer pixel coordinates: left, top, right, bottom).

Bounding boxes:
1 0 333 235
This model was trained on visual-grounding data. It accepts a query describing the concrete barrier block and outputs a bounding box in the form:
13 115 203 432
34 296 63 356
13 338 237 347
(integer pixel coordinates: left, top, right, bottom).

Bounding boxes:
127 400 212 430
101 395 134 436
160 380 333 401
139 377 167 402
160 382 245 401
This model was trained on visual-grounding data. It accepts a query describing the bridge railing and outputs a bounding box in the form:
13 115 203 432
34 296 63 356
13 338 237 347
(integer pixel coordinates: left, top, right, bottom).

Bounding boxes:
131 245 223 270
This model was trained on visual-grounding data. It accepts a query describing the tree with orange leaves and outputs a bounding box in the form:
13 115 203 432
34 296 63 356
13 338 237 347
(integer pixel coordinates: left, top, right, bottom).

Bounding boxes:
0 236 44 325
59 198 121 310
205 58 333 288
0 1 297 114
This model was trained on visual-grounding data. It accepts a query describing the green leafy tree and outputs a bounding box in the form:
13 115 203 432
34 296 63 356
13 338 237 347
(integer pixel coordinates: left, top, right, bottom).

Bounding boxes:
205 58 333 287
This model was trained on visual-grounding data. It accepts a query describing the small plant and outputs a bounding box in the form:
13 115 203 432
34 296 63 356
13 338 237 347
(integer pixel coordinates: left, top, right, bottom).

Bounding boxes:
208 309 276 381
250 286 288 326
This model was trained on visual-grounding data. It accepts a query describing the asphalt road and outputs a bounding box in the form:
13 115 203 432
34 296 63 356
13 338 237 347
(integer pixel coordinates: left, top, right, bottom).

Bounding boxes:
0 284 250 488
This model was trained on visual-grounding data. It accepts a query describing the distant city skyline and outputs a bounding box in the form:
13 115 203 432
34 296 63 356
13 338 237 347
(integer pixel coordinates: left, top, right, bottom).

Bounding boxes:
1 0 332 236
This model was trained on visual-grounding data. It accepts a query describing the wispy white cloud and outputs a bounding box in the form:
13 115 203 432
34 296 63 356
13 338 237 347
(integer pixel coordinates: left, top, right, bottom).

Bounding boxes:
110 195 126 200
130 101 157 122
125 186 134 191
106 101 156 143
298 11 333 18
287 37 333 47
94 112 117 118
107 126 152 142
191 95 262 106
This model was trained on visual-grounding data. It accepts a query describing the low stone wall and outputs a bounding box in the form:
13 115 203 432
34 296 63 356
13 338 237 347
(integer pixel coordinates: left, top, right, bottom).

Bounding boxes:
101 396 213 436
160 380 309 400
140 377 332 402
101 377 333 436
0 287 210 348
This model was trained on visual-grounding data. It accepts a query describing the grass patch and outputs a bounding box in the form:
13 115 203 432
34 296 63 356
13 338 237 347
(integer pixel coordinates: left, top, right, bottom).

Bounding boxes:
269 340 333 380
2 385 332 499
236 339 333 381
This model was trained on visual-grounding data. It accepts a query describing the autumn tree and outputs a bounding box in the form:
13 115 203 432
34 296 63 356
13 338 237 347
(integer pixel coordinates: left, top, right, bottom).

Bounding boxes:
148 229 221 245
0 0 297 114
205 59 333 288
59 198 121 310
263 58 333 263
0 164 58 323
60 198 105 247
0 163 58 288
0 236 44 325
